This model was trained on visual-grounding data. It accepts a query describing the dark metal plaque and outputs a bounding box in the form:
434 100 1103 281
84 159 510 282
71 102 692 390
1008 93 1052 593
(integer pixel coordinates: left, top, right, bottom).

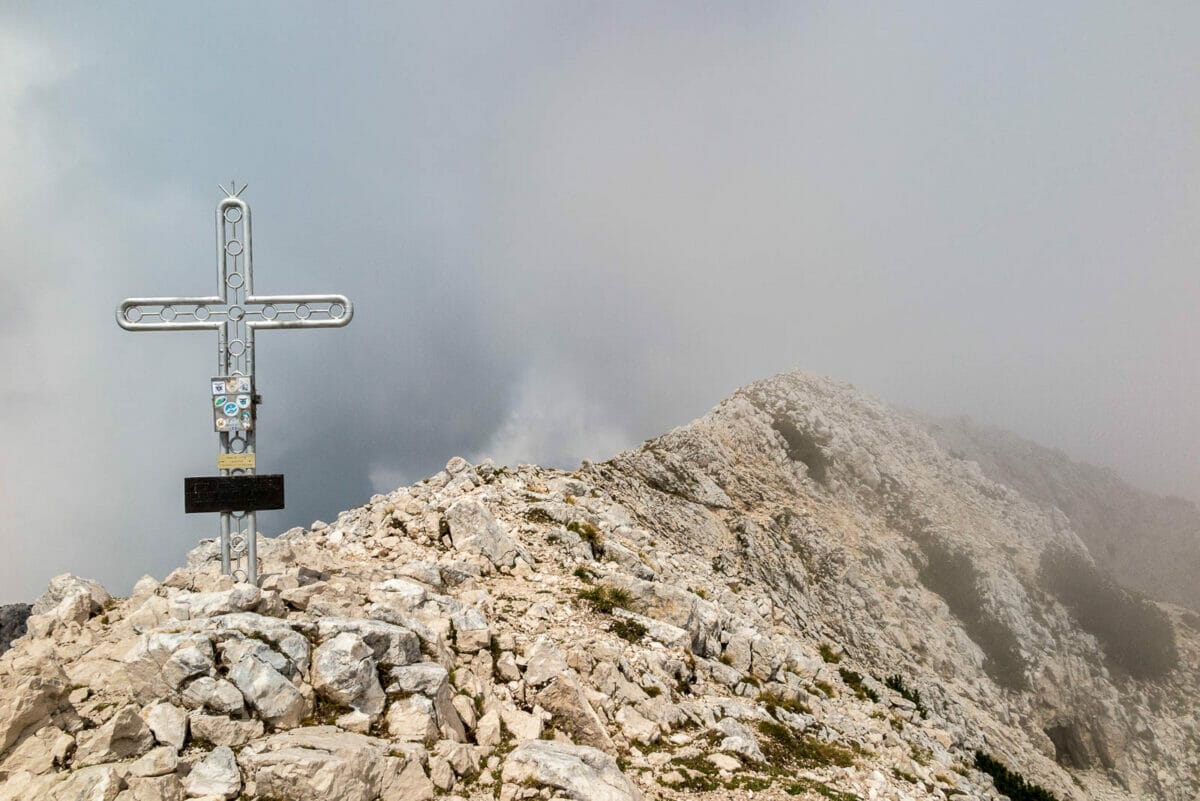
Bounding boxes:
184 475 285 514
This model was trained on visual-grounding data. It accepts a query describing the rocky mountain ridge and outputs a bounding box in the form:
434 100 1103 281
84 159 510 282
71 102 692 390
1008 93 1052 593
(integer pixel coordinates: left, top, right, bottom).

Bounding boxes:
914 414 1200 612
0 371 1196 801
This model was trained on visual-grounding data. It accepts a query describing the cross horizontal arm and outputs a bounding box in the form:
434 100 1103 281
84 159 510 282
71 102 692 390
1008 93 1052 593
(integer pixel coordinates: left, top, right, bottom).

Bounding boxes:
117 297 225 331
245 294 354 329
117 294 353 331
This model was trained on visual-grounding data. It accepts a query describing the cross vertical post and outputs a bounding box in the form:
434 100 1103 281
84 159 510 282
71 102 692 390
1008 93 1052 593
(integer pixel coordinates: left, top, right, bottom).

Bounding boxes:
117 183 353 584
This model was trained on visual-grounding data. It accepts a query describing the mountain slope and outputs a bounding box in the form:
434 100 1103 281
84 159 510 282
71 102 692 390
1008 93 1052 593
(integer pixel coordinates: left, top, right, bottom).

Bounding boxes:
0 371 1196 801
915 414 1200 612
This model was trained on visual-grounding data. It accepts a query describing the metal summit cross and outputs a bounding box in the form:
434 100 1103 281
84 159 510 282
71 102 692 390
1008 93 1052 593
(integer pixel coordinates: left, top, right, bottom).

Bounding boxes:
117 182 353 584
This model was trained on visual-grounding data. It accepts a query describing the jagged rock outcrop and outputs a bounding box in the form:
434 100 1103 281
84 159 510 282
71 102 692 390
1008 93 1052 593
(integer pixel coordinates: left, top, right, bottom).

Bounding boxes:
0 604 31 655
916 414 1200 611
0 371 1196 801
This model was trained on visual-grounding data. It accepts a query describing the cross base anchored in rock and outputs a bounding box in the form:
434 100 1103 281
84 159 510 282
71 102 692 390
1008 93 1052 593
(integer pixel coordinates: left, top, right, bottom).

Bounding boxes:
117 183 353 584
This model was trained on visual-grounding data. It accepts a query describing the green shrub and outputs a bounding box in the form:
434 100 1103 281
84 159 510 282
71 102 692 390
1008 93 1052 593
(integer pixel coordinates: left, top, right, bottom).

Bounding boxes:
838 668 879 703
884 674 927 718
1040 546 1177 679
818 643 842 663
756 691 812 717
756 720 855 769
916 539 1027 690
577 585 633 614
974 751 1061 801
783 778 859 800
611 618 647 643
566 520 602 549
572 566 596 584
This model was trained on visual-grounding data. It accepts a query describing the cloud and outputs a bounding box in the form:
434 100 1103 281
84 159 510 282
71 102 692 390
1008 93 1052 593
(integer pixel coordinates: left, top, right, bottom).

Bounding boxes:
1 3 1198 604
471 367 632 471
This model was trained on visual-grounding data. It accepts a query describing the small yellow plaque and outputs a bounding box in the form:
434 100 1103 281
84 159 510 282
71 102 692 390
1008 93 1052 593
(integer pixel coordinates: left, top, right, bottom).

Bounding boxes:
218 453 257 470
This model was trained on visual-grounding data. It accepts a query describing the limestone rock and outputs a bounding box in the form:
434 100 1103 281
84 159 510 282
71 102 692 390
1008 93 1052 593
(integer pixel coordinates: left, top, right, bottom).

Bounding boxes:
124 774 184 801
237 727 388 801
128 745 177 778
225 650 309 729
9 369 1200 801
184 745 241 799
445 498 527 568
46 765 126 801
714 718 765 763
124 775 184 801
32 574 110 617
523 636 569 687
380 756 434 801
0 660 68 757
535 676 614 752
311 632 385 719
501 740 642 801
73 705 155 767
475 709 502 748
141 701 188 752
386 696 439 743
179 676 245 716
315 617 420 667
188 713 263 748
168 585 262 621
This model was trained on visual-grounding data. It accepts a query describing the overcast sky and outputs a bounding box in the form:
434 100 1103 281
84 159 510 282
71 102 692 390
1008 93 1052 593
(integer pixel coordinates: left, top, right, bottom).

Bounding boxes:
2 3 1198 603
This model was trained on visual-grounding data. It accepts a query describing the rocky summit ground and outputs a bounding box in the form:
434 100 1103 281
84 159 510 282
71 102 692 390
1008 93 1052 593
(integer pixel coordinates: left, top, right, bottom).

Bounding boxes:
1 371 1197 801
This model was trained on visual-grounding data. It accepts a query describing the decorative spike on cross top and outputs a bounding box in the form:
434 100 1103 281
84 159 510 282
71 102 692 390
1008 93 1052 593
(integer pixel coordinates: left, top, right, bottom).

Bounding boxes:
117 183 353 584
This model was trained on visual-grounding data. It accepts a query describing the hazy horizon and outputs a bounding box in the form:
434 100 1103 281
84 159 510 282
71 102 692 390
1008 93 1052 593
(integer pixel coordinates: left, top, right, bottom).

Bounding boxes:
2 2 1199 603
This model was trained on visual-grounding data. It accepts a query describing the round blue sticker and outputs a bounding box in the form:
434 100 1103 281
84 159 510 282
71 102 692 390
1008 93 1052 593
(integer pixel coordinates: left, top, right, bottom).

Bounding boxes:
223 402 238 415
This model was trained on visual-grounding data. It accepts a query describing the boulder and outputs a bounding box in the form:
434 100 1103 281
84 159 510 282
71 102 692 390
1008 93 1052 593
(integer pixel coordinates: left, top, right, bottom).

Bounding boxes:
498 704 543 742
141 701 189 752
386 664 465 742
0 723 72 775
225 651 309 729
501 740 642 801
380 756 434 801
199 613 311 675
73 705 155 767
160 641 216 689
46 765 126 801
124 774 184 801
0 661 68 756
715 717 765 763
237 727 389 801
125 774 184 801
535 677 614 752
168 586 261 621
179 677 245 716
386 696 439 743
476 710 502 748
184 745 241 799
367 578 427 613
128 745 177 778
445 498 527 568
523 636 569 687
311 632 385 719
615 705 660 746
188 713 263 748
315 618 420 667
32 575 110 617
123 632 216 702
449 606 490 653
388 663 450 696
